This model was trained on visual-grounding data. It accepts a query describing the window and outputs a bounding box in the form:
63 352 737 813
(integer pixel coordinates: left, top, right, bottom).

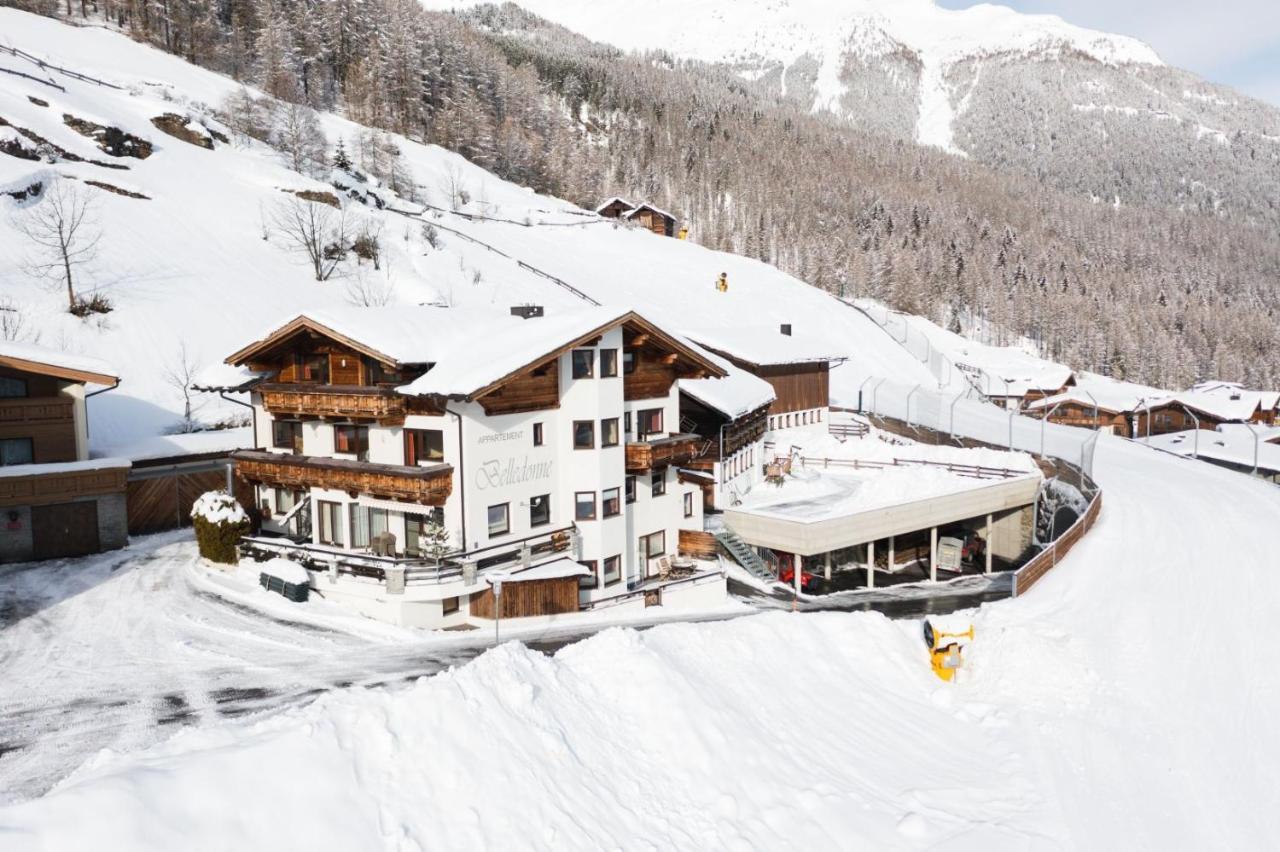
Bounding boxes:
579 560 599 591
0 437 34 466
600 349 618 378
297 353 329 384
530 494 551 527
442 596 461 616
602 487 621 518
334 424 369 461
651 470 666 497
368 360 402 385
572 349 594 379
405 508 445 558
638 408 663 439
349 505 389 550
272 420 303 453
573 420 595 450
684 491 694 518
601 418 620 448
487 503 510 537
317 500 343 546
624 411 633 439
532 422 544 447
639 530 666 572
575 491 597 521
623 350 637 375
0 376 27 398
603 555 622 587
625 476 637 504
405 428 444 464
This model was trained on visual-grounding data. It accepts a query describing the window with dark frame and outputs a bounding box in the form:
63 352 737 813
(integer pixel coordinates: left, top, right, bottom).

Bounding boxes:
602 487 621 518
533 422 544 447
334 424 370 461
405 428 444 464
640 530 666 566
603 555 622 587
601 417 620 448
442 596 461 615
272 420 303 453
575 492 597 521
0 437 34 466
579 560 599 591
317 500 342 546
625 476 636 504
530 494 551 527
600 349 618 378
624 411 633 438
638 408 663 439
623 350 637 375
349 505 389 550
684 491 694 518
298 353 329 384
573 420 595 449
572 349 594 379
0 377 27 398
651 470 666 497
405 508 445 558
487 503 510 537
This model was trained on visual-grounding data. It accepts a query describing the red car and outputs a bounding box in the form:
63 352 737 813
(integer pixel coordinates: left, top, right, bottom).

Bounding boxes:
779 566 821 593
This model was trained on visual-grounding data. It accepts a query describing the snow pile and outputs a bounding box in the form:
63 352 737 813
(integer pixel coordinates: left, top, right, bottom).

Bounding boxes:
257 558 311 585
189 491 247 525
0 458 130 479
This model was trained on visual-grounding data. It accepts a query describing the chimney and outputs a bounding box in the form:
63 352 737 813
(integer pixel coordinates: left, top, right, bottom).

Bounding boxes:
511 305 544 319
780 323 792 336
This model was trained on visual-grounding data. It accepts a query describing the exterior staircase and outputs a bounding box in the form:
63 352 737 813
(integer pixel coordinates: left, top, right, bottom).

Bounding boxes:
715 529 777 582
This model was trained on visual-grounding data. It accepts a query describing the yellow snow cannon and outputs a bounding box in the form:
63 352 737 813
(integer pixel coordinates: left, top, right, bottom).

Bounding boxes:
923 620 974 682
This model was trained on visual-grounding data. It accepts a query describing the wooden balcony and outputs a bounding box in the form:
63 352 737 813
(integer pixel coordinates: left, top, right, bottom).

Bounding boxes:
0 462 128 509
232 450 452 506
626 433 705 473
0 396 75 427
259 383 407 425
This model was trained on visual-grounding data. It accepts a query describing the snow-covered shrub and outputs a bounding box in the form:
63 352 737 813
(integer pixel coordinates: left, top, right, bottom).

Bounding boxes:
190 490 249 565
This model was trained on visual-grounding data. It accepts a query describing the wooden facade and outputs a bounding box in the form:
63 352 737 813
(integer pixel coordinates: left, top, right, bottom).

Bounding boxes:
626 434 704 474
1039 403 1133 438
0 395 77 463
627 205 676 237
468 576 580 619
233 450 453 506
0 465 128 509
677 528 718 560
477 367 559 415
755 362 830 415
597 198 634 219
1134 403 1256 436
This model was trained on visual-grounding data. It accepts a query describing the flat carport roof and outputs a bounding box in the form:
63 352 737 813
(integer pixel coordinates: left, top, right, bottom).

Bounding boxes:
723 474 1041 557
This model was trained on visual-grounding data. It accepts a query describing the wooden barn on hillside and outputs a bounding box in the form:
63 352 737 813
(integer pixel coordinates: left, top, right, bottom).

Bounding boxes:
596 197 678 237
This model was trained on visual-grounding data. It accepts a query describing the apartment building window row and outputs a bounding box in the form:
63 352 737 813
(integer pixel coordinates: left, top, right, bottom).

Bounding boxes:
572 348 620 380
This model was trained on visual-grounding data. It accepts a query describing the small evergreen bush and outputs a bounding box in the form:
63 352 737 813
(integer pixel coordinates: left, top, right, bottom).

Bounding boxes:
190 491 249 565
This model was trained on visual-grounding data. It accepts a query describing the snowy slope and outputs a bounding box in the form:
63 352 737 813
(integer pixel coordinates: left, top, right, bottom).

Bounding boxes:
424 0 1161 152
4 421 1280 848
0 9 930 449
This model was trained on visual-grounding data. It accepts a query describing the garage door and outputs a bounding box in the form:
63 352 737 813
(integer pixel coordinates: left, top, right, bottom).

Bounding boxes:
32 501 100 561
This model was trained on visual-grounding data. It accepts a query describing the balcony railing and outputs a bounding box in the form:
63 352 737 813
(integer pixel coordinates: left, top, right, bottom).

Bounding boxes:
232 449 452 506
625 433 706 473
259 383 407 424
0 396 74 426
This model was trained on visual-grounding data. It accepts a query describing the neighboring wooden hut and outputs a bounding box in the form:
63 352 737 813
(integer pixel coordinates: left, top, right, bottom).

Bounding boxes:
596 197 635 220
625 203 677 237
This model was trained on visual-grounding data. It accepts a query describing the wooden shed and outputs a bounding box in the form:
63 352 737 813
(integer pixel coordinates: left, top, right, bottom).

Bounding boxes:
625 203 677 237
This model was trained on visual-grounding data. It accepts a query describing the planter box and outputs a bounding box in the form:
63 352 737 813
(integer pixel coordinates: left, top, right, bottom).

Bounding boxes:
259 571 310 602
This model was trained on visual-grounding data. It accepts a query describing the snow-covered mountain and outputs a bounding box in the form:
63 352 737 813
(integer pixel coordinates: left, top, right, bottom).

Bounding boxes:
426 0 1162 152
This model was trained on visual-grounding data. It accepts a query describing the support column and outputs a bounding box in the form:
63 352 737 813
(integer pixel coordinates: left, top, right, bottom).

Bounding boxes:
985 513 994 575
866 540 876 589
889 535 895 574
824 551 832 581
792 554 801 598
930 527 938 583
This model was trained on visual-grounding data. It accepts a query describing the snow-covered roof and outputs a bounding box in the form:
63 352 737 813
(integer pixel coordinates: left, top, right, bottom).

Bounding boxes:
0 340 117 385
192 362 267 392
595 196 634 214
624 202 677 222
1146 428 1280 475
230 305 726 401
0 457 130 478
1025 375 1171 415
1187 382 1280 412
490 557 590 583
679 347 776 419
686 325 843 367
1164 391 1262 423
97 426 254 463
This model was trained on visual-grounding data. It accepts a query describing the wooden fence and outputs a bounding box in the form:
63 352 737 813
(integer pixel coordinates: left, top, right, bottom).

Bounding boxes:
126 455 249 536
678 529 719 560
1012 490 1103 596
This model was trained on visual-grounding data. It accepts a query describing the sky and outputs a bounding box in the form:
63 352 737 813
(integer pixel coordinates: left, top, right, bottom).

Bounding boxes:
937 0 1280 106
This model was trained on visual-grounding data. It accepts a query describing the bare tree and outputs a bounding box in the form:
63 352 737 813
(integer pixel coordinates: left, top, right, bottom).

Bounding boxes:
0 297 37 343
345 259 396 307
439 164 471 212
269 197 349 281
165 341 204 433
270 101 328 177
16 182 101 312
